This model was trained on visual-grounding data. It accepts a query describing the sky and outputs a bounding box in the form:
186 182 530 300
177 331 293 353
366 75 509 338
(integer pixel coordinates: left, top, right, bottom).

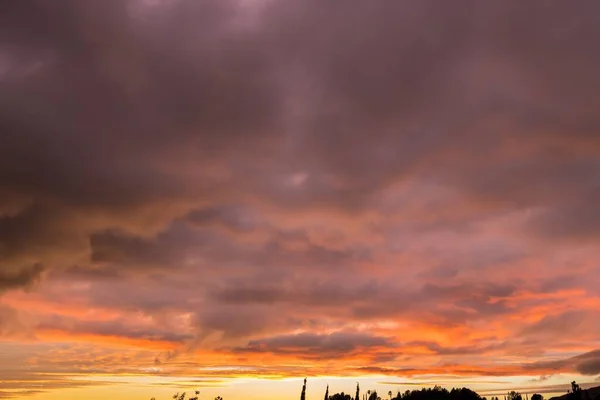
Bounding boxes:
1 0 600 399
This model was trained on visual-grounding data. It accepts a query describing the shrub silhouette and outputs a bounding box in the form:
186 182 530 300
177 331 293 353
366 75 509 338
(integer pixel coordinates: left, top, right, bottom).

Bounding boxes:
368 390 380 400
330 392 353 400
507 392 522 400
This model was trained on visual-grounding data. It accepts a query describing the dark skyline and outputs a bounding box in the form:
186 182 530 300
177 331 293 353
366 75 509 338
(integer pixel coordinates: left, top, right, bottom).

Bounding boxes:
1 1 600 399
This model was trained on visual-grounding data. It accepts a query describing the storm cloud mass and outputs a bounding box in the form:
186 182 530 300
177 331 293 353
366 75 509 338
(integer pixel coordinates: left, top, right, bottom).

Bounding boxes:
1 0 600 398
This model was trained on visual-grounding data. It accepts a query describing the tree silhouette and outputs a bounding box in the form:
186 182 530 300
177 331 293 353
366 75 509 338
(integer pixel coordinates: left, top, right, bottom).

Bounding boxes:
301 378 307 400
568 381 582 400
450 387 481 400
507 392 522 400
330 392 353 400
153 380 599 400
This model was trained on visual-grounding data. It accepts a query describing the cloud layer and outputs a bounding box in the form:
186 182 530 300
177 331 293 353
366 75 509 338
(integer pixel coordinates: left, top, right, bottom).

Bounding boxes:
1 0 600 398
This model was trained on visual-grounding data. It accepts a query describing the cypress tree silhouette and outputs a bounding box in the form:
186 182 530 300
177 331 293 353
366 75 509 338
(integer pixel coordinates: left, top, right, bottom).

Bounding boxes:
325 385 330 400
356 383 360 400
301 378 307 400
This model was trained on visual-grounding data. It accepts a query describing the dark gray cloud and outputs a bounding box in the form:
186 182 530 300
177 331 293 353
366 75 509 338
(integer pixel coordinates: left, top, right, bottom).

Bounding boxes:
0 0 283 283
523 349 600 376
196 305 274 340
90 230 173 266
256 0 600 218
0 263 44 292
211 281 515 308
406 341 504 356
1 0 599 283
234 331 393 358
35 317 193 343
195 281 519 341
572 350 600 376
577 359 600 376
528 187 600 241
520 311 600 343
0 0 281 207
186 205 260 233
83 216 370 283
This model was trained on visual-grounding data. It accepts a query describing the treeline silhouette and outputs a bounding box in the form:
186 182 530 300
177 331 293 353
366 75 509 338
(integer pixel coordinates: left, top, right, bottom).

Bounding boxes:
153 380 600 400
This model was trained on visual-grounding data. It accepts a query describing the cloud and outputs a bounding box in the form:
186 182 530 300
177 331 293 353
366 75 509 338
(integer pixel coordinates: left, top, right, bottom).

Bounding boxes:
35 316 193 344
195 305 274 340
0 264 44 292
529 375 556 383
0 370 116 399
234 331 393 358
0 0 283 285
406 341 504 356
573 350 600 376
527 188 600 241
0 305 27 337
2 0 599 284
523 350 600 376
520 311 600 343
1 0 600 395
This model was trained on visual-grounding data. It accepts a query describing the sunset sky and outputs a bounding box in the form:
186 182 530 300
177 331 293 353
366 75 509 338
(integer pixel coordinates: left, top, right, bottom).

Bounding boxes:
1 1 600 399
